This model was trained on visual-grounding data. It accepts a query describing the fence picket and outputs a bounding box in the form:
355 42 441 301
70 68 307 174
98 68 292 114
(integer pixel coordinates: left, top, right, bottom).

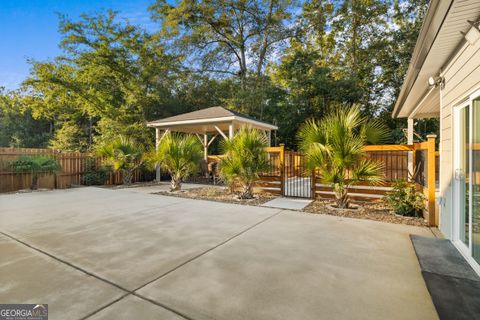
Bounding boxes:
0 148 148 192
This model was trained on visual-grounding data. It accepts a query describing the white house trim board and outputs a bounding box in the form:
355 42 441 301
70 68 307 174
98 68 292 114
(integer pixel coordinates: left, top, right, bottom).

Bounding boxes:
231 116 278 130
147 115 278 130
147 116 236 127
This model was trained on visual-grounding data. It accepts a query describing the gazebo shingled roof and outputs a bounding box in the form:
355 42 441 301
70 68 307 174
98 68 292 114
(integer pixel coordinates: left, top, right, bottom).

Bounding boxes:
147 106 277 131
147 107 277 181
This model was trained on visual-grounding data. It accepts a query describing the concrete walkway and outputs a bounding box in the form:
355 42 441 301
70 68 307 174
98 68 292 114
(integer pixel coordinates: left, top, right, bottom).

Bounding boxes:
262 196 312 210
0 187 438 320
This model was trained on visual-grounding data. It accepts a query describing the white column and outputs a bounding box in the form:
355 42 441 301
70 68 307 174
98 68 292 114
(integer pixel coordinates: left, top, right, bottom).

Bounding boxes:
203 134 208 161
228 123 234 139
407 118 414 144
407 118 414 180
267 130 271 146
155 128 161 182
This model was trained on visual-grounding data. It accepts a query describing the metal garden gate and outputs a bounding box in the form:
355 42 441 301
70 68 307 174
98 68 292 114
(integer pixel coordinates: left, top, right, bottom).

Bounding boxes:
283 150 313 198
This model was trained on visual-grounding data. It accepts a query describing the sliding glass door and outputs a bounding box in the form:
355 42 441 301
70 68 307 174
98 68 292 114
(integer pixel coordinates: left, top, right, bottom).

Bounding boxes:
472 98 480 263
455 104 470 248
454 95 480 266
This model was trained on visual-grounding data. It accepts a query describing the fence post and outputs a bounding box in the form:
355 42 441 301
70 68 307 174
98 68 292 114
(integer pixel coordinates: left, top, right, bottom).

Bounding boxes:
311 169 316 199
427 134 437 226
279 144 285 196
407 118 414 181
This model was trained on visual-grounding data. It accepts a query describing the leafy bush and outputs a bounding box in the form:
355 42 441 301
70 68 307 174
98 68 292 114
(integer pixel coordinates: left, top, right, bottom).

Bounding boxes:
298 105 387 208
219 127 269 199
83 158 110 185
97 136 144 185
148 132 203 191
385 181 425 217
10 155 61 190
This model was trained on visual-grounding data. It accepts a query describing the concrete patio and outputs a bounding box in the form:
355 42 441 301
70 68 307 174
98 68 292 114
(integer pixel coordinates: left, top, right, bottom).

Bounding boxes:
0 187 438 320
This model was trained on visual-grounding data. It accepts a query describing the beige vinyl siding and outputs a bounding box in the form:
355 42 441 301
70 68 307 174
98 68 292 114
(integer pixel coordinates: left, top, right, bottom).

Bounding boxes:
439 36 480 237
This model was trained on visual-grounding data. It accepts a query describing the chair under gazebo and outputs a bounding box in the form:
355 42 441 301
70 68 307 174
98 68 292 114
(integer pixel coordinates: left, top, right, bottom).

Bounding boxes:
147 106 278 181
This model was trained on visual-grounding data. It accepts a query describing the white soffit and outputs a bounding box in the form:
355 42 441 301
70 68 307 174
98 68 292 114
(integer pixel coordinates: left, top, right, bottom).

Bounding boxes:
410 87 440 119
395 0 480 118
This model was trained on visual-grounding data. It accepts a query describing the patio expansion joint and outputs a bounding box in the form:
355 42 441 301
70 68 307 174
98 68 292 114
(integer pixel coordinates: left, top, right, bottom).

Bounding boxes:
0 208 284 320
130 209 285 293
0 230 192 320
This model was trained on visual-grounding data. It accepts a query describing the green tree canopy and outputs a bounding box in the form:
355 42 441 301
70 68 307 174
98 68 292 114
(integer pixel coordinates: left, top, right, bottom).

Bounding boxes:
22 11 181 151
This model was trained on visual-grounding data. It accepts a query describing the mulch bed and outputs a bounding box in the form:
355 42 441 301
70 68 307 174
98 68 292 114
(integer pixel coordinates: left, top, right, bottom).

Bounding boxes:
99 181 161 189
303 199 428 227
152 185 427 227
155 187 275 206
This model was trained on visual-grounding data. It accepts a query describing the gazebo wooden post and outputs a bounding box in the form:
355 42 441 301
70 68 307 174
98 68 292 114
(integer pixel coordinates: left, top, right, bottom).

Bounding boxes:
203 134 208 161
155 128 170 182
228 123 234 139
155 128 161 182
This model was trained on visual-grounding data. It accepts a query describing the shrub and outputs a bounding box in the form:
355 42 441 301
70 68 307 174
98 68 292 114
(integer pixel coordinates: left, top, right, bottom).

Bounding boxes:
385 181 425 217
83 158 110 185
148 132 203 191
219 127 269 199
10 155 61 190
298 105 387 208
97 136 144 185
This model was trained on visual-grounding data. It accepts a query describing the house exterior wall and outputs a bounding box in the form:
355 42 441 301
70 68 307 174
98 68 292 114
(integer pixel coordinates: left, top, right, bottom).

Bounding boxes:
439 36 480 239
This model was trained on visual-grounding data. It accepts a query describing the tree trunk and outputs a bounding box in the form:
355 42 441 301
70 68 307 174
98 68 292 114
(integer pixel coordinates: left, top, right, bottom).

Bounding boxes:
170 176 181 192
256 0 274 79
239 183 254 199
122 169 133 186
31 175 38 190
334 184 349 209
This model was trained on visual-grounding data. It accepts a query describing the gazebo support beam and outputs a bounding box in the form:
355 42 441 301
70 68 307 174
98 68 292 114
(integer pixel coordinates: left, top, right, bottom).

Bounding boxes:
214 126 228 140
195 133 204 146
208 135 217 146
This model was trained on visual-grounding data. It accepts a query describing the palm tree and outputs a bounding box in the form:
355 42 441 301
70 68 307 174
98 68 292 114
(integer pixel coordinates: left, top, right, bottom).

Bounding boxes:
151 132 203 191
219 126 269 199
97 136 144 185
10 155 61 190
298 106 387 208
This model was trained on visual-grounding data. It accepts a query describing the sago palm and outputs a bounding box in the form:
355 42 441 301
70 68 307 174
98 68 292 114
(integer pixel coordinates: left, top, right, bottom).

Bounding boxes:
10 155 61 190
298 106 387 208
151 132 203 191
219 126 269 199
97 136 144 185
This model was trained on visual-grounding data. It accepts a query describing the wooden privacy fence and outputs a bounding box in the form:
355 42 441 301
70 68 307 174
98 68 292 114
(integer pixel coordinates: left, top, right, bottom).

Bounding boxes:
0 148 146 193
412 134 438 226
254 138 438 226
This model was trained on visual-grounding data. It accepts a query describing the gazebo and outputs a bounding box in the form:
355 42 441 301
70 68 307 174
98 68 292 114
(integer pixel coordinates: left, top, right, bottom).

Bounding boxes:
147 106 278 180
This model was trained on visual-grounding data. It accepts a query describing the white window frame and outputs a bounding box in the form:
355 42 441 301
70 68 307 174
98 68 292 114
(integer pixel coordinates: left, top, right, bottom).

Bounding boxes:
452 88 480 276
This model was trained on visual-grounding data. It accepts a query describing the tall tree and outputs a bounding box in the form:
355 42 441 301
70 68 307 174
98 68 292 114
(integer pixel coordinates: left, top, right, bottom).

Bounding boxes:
150 0 298 82
376 0 432 142
332 0 389 114
0 88 52 148
23 11 180 151
268 0 364 147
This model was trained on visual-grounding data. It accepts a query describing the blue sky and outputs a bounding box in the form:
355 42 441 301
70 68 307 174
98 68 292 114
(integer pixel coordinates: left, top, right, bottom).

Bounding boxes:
0 0 156 90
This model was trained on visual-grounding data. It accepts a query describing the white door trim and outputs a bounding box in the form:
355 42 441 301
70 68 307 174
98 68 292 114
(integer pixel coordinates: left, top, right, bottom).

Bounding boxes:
453 102 470 257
